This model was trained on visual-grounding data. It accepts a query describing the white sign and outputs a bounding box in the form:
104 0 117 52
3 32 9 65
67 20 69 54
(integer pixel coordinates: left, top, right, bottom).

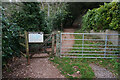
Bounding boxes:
28 32 43 43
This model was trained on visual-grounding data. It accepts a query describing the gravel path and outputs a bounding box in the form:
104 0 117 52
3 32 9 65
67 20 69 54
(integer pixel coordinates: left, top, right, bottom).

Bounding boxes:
89 63 116 78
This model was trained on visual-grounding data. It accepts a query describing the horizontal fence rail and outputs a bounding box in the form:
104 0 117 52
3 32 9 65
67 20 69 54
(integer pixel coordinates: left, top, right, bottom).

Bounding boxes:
60 33 120 58
60 53 120 56
61 47 120 50
62 44 120 46
62 39 120 41
61 50 120 53
61 33 120 35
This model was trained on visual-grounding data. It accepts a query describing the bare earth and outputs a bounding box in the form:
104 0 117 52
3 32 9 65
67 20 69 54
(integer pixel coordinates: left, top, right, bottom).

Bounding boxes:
3 54 64 78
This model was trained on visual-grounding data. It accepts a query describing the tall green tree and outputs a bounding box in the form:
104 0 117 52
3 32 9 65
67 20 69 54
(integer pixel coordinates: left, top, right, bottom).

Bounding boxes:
40 2 70 31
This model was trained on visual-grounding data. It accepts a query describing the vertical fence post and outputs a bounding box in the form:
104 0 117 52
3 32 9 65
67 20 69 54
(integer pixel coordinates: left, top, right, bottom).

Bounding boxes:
51 32 55 56
82 34 84 57
24 31 30 65
60 32 62 57
104 34 107 57
56 31 61 57
118 32 120 78
56 32 59 57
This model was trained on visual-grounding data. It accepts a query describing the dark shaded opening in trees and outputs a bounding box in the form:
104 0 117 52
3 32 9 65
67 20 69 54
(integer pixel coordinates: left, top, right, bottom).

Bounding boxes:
63 2 104 29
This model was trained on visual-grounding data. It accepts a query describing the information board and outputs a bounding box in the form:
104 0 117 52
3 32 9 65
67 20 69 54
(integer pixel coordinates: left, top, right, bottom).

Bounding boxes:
28 32 43 43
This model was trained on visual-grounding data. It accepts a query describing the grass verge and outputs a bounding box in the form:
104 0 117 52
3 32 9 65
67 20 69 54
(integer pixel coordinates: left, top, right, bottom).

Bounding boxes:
49 57 95 78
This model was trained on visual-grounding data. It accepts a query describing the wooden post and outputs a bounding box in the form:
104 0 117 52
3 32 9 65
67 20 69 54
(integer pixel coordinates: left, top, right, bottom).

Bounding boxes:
56 31 61 57
24 31 30 65
52 32 55 56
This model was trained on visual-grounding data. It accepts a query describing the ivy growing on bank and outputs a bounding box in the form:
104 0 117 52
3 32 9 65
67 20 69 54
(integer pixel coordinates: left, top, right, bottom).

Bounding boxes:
82 2 120 32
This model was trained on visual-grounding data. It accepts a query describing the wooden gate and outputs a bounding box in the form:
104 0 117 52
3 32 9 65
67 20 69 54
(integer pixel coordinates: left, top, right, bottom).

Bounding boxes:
19 31 55 64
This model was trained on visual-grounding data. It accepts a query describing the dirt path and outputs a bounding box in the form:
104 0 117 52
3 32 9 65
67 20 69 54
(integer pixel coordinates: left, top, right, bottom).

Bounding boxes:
61 28 75 54
27 54 64 78
3 54 64 78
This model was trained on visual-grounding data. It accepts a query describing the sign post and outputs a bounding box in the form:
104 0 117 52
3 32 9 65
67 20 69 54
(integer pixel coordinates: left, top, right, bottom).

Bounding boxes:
24 31 30 65
25 31 44 65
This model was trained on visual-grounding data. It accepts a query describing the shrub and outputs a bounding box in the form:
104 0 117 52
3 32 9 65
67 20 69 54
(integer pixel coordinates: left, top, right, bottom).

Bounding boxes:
2 7 23 66
82 2 120 32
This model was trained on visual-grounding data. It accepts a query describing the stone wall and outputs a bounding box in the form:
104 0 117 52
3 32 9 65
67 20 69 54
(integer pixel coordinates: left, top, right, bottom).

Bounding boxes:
90 30 119 45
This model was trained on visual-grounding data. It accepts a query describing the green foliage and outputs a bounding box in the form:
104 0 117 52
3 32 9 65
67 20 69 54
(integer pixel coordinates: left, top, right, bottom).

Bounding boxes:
67 2 103 26
11 3 70 32
41 3 70 31
2 7 23 66
82 2 120 31
12 3 47 32
52 3 70 30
